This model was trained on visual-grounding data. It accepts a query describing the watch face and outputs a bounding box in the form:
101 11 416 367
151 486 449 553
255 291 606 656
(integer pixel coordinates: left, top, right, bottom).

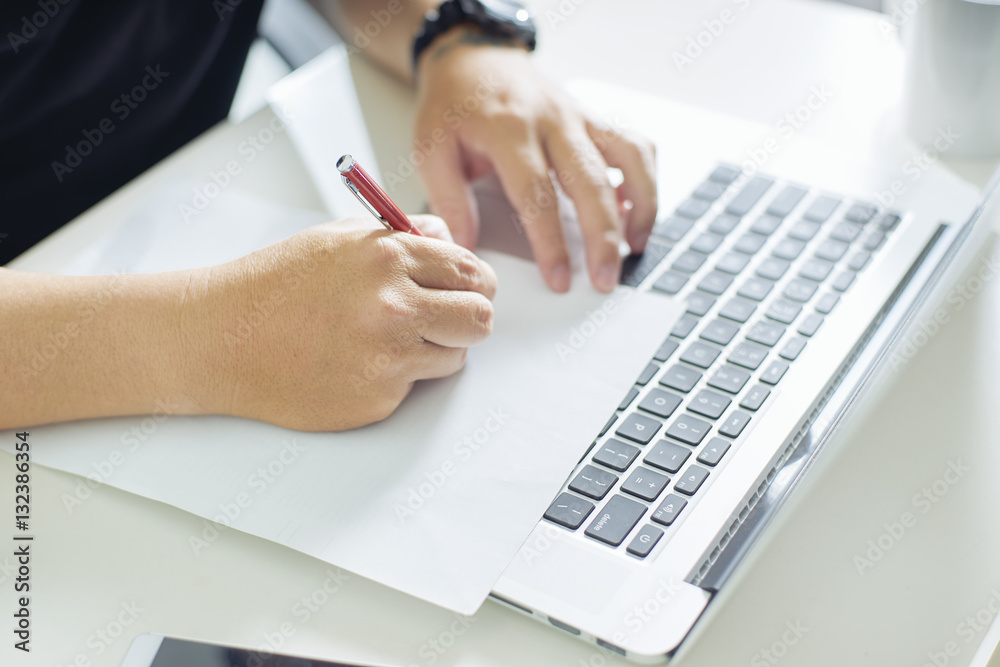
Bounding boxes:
476 0 533 25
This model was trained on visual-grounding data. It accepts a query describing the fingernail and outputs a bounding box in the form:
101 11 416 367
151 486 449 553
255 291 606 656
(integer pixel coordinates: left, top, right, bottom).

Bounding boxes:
549 264 571 292
596 264 619 293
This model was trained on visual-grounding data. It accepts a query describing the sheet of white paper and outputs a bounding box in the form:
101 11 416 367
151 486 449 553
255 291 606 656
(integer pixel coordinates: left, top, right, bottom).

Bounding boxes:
5 184 682 614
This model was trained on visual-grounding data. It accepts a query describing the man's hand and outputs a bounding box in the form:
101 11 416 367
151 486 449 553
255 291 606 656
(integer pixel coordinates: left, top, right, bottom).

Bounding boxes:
194 215 497 431
413 30 658 293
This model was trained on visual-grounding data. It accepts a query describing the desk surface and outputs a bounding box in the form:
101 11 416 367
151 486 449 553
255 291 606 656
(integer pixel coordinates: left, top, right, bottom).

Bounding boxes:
5 1 1000 666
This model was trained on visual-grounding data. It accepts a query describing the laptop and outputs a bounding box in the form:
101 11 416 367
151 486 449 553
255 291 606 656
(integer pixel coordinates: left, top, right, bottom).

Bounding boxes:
481 80 1000 661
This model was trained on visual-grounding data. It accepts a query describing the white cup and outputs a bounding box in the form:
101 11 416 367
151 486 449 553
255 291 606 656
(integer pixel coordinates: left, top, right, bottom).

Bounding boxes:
894 0 1000 158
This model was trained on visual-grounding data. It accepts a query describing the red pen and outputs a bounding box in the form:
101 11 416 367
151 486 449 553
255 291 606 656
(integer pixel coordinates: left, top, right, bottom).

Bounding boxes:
337 154 423 236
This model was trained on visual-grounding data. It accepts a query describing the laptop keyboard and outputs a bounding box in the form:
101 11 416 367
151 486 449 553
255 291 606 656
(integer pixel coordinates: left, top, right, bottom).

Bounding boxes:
542 164 901 558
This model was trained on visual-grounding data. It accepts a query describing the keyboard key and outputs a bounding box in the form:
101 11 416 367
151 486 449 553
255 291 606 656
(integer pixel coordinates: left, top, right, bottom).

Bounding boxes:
802 195 841 222
797 313 824 337
719 297 757 323
676 197 712 220
700 318 740 346
644 440 692 473
738 277 774 301
832 271 855 292
709 164 741 184
844 202 878 224
639 388 683 419
847 250 871 271
544 492 595 529
729 341 769 370
693 180 726 201
671 314 699 338
619 386 640 411
787 220 821 241
636 363 659 386
751 214 783 236
689 389 731 420
877 213 901 232
673 250 708 274
766 298 802 324
651 493 688 526
726 176 774 216
593 439 641 472
626 524 664 558
815 292 840 314
862 231 886 251
739 384 771 411
756 257 790 281
599 414 616 437
734 232 768 255
685 291 717 317
681 341 721 368
766 184 808 217
778 336 807 361
783 277 819 303
760 360 789 385
698 270 734 295
660 364 702 393
691 232 724 254
569 465 619 500
697 437 731 466
666 413 712 446
709 213 741 235
620 241 673 287
800 258 834 282
830 221 863 243
719 411 752 438
815 238 849 262
675 465 710 496
717 251 751 275
615 412 662 444
746 320 786 347
708 365 751 394
652 270 689 295
653 337 680 362
653 216 694 242
772 238 806 261
621 467 670 502
585 494 647 546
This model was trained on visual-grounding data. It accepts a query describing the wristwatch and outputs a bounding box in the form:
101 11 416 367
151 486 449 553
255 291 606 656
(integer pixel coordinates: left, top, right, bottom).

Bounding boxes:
413 0 537 70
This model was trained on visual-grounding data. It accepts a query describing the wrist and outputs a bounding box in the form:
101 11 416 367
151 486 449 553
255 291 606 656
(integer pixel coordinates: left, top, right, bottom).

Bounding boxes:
415 24 529 79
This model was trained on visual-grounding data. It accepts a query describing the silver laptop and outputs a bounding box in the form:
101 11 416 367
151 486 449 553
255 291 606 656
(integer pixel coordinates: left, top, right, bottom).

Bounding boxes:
482 82 1000 661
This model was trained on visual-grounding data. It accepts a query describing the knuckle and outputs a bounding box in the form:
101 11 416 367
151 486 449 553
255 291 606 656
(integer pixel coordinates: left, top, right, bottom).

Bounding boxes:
372 235 407 271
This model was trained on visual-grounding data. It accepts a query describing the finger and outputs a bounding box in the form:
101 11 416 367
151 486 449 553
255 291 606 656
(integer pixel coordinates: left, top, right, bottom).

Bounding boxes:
587 120 658 253
398 236 498 300
412 288 495 348
546 129 623 293
418 140 480 249
408 214 453 243
409 343 469 381
488 137 572 292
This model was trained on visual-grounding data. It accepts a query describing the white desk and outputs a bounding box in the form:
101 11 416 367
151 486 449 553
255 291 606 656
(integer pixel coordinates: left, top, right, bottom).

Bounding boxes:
4 1 1000 666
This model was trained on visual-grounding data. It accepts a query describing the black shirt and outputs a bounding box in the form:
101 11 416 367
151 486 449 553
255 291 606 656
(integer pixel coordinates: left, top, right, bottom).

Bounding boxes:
0 0 265 265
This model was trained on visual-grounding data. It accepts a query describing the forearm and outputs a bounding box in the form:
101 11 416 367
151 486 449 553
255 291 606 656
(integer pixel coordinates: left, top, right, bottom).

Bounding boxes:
0 267 216 429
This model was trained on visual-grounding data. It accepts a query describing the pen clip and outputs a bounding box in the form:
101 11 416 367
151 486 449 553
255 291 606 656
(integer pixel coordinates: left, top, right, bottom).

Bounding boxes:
341 174 392 230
